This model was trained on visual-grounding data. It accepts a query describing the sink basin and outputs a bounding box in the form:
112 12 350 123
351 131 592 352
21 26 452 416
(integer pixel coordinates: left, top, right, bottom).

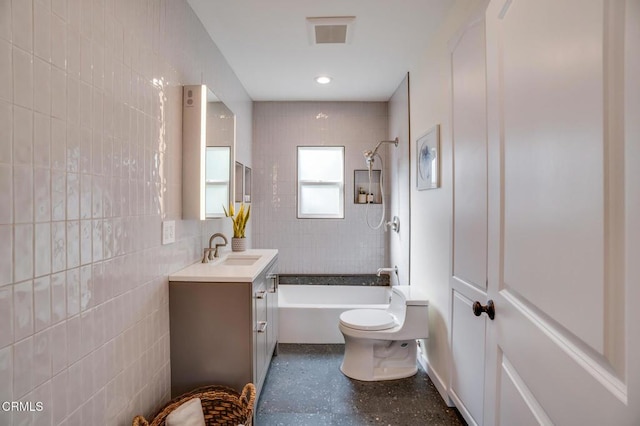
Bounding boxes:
222 255 262 266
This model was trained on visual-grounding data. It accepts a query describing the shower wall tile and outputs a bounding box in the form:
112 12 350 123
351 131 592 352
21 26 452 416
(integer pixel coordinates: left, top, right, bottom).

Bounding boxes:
2 0 252 423
253 102 389 274
0 42 11 104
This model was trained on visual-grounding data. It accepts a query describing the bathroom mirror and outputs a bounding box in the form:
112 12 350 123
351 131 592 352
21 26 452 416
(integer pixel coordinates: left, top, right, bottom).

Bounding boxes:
182 85 236 219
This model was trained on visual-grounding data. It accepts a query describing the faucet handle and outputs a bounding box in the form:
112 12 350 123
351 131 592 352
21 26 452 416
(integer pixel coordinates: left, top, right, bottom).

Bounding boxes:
213 243 227 259
202 248 214 263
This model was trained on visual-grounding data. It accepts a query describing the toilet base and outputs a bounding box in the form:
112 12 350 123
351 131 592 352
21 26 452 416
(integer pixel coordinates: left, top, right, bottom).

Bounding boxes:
340 336 418 381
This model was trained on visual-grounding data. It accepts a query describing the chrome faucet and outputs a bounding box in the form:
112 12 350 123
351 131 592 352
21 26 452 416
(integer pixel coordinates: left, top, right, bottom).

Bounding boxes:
376 266 398 277
208 233 228 260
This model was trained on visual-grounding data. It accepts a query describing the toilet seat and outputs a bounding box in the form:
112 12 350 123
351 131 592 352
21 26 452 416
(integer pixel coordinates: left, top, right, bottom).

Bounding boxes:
339 309 396 331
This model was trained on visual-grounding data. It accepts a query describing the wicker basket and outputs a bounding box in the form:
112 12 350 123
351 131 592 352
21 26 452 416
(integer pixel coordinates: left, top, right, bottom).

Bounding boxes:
132 383 256 426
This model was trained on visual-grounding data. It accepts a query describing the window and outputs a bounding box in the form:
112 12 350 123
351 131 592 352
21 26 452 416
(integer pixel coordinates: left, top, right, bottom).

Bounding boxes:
297 146 344 218
205 146 230 217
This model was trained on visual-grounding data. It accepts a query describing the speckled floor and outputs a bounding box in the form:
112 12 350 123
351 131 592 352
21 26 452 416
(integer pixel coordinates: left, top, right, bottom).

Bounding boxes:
255 344 466 426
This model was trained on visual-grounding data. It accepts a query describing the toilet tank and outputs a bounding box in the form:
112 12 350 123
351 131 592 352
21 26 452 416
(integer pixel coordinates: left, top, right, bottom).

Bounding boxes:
388 286 429 336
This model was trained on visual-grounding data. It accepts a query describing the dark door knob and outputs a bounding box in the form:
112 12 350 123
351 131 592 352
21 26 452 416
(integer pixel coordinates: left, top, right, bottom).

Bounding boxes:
473 300 495 320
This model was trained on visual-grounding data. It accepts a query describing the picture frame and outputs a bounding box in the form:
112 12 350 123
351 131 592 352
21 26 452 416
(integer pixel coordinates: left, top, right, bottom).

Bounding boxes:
416 124 440 190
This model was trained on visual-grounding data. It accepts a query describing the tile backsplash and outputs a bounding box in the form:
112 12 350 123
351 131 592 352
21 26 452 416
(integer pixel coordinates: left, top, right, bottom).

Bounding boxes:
0 0 251 424
253 101 389 274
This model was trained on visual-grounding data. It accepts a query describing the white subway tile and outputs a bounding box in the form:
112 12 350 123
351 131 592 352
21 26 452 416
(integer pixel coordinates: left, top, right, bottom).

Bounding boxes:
31 380 52 426
13 280 33 341
33 1 51 62
80 219 91 265
52 0 66 21
51 370 68 424
11 0 33 53
51 220 66 273
66 267 79 317
0 285 13 347
13 336 33 398
51 117 67 171
80 35 92 84
80 173 91 219
67 75 79 124
13 224 33 282
34 167 51 223
49 322 66 375
0 39 11 102
34 222 51 277
51 12 67 70
66 220 80 268
51 65 67 120
12 105 32 165
50 271 66 324
0 164 12 224
33 57 51 115
0 345 12 402
32 329 51 387
66 172 79 220
0 0 10 43
33 112 51 168
14 165 34 223
66 315 80 366
66 25 80 79
12 47 32 109
33 276 51 332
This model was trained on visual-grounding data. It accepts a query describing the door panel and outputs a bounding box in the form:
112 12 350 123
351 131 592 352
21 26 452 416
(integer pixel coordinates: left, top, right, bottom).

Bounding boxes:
452 19 488 293
500 0 605 354
450 16 488 426
450 291 486 424
485 0 638 424
498 354 552 426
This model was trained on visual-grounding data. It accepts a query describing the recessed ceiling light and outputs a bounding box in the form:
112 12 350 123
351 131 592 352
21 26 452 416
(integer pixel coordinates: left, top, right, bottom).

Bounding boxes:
315 76 332 85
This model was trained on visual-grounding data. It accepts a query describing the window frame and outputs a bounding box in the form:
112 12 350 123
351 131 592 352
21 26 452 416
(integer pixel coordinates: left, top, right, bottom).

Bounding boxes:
296 146 345 219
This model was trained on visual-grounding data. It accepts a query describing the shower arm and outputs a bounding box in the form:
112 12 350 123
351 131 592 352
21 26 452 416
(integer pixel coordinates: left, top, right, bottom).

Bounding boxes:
364 138 399 164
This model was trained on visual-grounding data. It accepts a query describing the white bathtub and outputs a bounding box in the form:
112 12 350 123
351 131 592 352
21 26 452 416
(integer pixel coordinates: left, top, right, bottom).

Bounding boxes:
278 285 391 344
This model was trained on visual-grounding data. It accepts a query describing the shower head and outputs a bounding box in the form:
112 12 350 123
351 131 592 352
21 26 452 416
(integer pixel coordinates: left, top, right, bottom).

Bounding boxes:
363 138 399 166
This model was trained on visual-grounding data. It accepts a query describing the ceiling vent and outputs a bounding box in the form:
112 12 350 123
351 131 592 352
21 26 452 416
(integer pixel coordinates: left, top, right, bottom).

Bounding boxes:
306 16 355 45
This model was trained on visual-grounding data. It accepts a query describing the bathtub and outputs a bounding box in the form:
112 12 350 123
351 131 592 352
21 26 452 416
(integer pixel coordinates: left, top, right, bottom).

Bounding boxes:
278 285 391 344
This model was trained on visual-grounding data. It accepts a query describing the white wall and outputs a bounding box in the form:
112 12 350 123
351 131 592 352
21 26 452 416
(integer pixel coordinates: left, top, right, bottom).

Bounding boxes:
0 0 252 424
252 101 389 274
388 74 410 286
407 0 487 399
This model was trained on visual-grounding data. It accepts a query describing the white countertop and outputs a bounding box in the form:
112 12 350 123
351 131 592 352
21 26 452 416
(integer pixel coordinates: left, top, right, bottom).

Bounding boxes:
169 249 278 282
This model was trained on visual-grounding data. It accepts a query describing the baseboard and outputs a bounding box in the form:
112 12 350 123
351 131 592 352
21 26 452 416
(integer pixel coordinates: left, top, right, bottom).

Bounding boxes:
417 347 454 407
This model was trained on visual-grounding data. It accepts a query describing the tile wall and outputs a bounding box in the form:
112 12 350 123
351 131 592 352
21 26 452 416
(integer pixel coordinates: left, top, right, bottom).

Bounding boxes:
252 101 389 274
0 0 251 424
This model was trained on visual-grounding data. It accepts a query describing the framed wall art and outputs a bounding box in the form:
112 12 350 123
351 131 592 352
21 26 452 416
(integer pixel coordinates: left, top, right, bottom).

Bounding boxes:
416 125 440 190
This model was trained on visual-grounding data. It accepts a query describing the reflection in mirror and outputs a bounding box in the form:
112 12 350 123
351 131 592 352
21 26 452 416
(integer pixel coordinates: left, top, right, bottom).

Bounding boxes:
234 162 244 203
205 147 231 216
244 167 252 203
182 85 236 219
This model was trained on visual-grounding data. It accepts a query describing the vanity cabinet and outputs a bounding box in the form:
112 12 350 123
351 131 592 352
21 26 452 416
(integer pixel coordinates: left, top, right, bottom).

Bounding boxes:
168 255 278 400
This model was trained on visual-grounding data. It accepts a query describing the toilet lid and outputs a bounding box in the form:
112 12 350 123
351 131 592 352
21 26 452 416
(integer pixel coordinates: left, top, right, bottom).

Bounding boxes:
340 309 396 331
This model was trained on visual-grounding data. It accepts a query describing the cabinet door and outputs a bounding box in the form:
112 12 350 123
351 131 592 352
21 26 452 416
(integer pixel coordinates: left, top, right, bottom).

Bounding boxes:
266 271 278 356
253 280 268 393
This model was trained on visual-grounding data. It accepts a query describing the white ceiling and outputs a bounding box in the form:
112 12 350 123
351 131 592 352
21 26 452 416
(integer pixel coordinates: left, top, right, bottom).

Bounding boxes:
187 0 455 102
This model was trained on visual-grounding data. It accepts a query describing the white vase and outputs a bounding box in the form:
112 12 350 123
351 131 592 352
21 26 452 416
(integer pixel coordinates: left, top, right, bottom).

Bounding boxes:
231 237 246 252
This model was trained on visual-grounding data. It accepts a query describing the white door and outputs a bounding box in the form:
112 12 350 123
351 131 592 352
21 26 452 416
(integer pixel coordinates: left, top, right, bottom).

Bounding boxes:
484 0 640 424
449 15 489 426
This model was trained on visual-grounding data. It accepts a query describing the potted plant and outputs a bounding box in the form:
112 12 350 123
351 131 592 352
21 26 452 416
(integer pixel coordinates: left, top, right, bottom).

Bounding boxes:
223 202 250 252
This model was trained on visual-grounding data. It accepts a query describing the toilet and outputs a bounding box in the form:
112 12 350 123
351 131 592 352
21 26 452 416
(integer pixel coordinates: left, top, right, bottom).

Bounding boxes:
338 285 429 381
